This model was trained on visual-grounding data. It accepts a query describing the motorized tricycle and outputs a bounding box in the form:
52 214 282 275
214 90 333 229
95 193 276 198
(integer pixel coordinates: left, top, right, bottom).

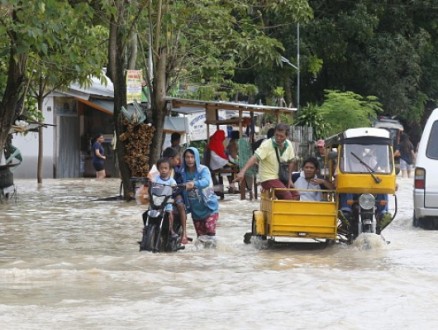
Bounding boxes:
244 127 397 246
138 181 186 252
328 127 397 243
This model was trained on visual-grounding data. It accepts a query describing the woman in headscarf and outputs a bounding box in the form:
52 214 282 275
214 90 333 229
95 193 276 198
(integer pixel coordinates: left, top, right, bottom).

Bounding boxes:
179 147 219 240
208 129 229 170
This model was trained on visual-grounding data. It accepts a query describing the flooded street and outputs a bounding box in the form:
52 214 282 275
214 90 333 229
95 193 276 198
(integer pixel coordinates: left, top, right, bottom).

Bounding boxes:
1 177 438 329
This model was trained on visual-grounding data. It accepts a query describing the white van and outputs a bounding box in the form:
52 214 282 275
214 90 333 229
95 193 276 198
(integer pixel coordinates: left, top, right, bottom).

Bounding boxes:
413 108 438 228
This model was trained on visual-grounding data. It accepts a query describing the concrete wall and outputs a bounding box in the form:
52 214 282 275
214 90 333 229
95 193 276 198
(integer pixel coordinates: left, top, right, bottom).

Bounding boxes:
12 97 56 179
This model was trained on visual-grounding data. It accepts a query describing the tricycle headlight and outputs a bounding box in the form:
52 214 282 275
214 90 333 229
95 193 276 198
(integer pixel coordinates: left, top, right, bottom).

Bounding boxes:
358 193 375 210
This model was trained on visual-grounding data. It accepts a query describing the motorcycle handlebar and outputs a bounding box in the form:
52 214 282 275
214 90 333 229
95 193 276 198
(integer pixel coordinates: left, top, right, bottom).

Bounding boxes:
130 177 188 190
130 177 149 184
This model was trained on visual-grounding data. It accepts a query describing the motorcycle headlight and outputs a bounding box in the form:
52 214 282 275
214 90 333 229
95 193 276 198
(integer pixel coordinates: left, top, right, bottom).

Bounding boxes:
358 193 375 210
148 210 161 218
152 195 166 206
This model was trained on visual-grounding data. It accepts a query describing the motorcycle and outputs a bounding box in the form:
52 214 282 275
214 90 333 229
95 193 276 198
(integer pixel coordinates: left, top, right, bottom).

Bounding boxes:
138 181 186 252
0 167 17 202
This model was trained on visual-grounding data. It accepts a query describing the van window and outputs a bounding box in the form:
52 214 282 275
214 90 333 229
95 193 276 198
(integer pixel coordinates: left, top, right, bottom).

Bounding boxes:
426 121 438 159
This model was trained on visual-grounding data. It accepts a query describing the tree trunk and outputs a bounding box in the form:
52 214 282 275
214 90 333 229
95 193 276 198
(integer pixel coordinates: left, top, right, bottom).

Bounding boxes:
149 48 167 167
128 31 138 70
0 49 27 153
0 9 28 158
37 97 44 183
37 127 43 183
107 4 133 200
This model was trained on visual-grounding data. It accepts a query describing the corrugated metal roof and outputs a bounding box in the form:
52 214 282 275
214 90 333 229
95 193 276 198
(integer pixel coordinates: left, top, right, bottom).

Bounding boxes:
69 76 114 99
166 97 297 115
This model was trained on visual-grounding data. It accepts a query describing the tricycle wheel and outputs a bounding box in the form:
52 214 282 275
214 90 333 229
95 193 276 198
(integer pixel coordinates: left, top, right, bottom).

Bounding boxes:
251 216 266 240
243 232 252 244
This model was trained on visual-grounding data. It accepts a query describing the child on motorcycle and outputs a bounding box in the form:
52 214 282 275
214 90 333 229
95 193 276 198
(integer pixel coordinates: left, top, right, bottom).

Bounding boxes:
153 158 179 239
149 148 189 244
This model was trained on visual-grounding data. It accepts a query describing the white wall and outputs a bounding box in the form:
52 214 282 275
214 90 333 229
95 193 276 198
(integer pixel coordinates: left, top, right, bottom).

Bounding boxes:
12 97 56 179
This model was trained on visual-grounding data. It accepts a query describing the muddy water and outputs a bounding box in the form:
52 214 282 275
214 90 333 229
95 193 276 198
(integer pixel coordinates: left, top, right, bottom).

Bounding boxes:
0 178 437 329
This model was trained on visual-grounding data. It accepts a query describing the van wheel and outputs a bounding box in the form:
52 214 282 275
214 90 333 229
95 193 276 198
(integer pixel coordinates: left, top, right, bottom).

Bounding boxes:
413 213 420 227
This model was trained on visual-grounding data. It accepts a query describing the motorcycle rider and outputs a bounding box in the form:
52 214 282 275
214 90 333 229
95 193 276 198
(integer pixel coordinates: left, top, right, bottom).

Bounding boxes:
148 147 189 244
178 147 219 239
153 158 179 239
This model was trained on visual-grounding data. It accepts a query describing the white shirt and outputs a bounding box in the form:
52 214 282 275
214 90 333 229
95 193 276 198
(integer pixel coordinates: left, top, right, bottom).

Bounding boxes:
293 172 323 201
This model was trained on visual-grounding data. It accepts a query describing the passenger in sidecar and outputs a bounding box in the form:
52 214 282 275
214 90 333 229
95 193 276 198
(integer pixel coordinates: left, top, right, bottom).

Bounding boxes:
292 157 334 201
245 157 338 244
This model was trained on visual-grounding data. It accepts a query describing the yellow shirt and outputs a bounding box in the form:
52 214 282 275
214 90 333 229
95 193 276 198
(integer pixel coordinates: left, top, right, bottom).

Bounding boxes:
255 138 295 182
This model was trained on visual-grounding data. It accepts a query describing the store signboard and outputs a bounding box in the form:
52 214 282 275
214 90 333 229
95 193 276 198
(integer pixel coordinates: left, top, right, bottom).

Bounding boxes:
186 111 227 141
126 70 143 104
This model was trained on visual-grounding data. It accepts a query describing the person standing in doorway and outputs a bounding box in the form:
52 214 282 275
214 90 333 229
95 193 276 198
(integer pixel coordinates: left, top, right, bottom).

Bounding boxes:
397 132 416 178
170 132 183 159
92 134 106 180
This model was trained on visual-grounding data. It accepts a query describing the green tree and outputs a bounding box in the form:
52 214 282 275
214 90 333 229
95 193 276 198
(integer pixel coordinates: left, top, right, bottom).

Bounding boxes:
102 0 312 198
26 7 107 183
301 0 438 132
317 90 382 136
0 1 107 169
102 0 147 199
295 102 327 138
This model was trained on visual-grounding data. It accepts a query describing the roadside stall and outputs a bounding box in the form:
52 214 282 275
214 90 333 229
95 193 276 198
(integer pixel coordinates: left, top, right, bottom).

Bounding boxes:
166 97 297 200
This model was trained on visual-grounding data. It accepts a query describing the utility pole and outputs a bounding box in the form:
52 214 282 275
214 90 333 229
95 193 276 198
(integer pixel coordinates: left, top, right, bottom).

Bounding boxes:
296 23 300 111
280 23 300 111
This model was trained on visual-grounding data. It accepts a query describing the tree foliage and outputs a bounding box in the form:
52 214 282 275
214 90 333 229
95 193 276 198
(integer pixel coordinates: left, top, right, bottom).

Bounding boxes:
97 0 313 198
2 0 438 184
295 102 327 139
300 0 438 136
317 90 382 136
0 0 107 155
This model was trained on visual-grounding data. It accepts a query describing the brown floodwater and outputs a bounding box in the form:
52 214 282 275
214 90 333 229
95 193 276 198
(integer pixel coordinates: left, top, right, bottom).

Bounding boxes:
0 178 437 329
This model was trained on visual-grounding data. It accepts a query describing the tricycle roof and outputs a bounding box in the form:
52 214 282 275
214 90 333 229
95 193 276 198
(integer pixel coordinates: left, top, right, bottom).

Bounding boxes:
343 127 390 139
325 127 391 147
